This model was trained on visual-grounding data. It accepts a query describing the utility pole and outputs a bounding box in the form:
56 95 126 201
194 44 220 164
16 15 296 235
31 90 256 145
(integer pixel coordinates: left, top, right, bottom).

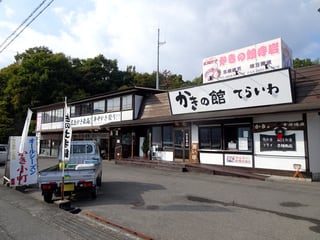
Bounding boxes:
156 28 166 89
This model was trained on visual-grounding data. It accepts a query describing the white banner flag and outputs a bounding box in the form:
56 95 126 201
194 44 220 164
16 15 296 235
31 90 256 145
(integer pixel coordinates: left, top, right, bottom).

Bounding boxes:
62 99 72 161
19 108 32 154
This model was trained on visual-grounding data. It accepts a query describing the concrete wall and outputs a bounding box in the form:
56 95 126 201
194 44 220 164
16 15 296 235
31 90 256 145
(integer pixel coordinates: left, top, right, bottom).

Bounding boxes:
306 112 320 180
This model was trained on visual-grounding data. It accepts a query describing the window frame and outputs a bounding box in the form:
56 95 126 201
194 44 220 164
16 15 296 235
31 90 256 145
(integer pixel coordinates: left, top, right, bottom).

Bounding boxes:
198 122 252 152
53 108 64 122
107 97 121 112
122 95 132 110
93 100 106 114
42 111 52 123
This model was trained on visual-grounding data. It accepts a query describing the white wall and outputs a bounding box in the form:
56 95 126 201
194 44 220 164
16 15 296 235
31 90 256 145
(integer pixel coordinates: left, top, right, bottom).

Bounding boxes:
122 110 133 121
254 113 302 122
306 112 320 172
253 113 306 171
41 122 63 130
200 152 223 165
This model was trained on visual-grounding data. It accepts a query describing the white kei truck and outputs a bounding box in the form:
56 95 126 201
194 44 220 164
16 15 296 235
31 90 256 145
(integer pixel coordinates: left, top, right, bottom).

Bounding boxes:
38 141 102 203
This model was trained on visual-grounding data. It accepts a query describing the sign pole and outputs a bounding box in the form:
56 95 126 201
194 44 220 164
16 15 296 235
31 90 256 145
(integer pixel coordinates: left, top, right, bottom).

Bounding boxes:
60 97 72 200
61 97 66 200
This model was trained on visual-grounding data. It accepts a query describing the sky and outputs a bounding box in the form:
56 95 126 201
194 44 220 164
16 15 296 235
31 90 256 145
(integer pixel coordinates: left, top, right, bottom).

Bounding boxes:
0 0 320 81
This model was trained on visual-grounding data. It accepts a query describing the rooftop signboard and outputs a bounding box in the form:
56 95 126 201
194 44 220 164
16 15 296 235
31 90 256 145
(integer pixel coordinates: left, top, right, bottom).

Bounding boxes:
169 68 293 115
202 38 292 83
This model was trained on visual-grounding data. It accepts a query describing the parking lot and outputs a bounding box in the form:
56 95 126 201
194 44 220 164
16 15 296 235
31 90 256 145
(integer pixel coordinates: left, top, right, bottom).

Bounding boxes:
2 158 320 239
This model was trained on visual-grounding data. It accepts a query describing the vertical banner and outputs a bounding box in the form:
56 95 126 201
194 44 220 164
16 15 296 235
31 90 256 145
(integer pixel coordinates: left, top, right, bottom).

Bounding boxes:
12 108 35 186
62 98 72 162
19 109 32 154
9 136 37 186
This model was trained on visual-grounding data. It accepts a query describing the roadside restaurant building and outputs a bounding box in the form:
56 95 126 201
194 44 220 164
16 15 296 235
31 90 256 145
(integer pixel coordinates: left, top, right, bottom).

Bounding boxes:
34 66 320 180
34 87 165 160
103 65 320 181
35 38 320 180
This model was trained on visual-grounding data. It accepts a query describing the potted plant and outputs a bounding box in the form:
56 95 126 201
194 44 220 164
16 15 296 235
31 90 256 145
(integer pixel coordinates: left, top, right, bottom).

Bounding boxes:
141 138 149 158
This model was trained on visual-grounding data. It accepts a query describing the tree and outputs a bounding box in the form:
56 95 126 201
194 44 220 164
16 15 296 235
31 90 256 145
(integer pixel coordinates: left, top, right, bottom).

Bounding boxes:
0 46 128 138
76 54 119 95
2 47 78 133
0 100 14 143
293 58 319 68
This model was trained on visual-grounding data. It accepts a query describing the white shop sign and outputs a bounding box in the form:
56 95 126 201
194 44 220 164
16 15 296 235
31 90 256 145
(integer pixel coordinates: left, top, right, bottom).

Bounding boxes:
169 68 293 115
202 38 292 83
71 112 121 128
9 136 38 186
225 154 253 168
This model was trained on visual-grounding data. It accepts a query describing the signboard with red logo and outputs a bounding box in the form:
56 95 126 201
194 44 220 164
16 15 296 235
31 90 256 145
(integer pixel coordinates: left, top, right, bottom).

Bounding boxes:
253 121 306 171
202 38 292 83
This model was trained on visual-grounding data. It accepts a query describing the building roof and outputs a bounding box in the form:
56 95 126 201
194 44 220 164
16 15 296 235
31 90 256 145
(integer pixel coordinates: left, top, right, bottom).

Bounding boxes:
32 86 166 111
69 86 166 105
106 65 320 127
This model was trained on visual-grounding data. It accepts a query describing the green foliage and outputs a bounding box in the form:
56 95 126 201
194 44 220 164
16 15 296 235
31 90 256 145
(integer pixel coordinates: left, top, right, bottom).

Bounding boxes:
293 58 319 68
0 101 14 143
0 46 131 139
141 137 149 153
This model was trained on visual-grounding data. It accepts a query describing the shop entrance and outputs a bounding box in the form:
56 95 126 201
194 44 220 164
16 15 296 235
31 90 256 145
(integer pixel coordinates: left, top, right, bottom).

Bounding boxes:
173 128 190 162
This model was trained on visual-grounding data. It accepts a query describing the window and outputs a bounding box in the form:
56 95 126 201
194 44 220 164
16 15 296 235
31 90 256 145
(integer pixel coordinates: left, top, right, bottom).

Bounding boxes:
71 105 81 117
53 108 64 122
71 144 93 154
42 111 52 123
122 95 132 110
0 145 7 152
81 102 92 115
199 126 222 149
199 123 252 151
107 97 120 112
152 126 162 148
163 126 173 147
94 100 105 113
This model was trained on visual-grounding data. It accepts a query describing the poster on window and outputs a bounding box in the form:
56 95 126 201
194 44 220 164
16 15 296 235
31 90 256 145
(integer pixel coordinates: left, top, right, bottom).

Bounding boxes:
238 137 248 151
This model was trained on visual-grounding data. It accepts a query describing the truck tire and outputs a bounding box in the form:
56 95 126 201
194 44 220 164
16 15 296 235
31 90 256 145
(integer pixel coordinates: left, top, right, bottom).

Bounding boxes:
91 187 97 199
43 192 53 203
96 176 102 187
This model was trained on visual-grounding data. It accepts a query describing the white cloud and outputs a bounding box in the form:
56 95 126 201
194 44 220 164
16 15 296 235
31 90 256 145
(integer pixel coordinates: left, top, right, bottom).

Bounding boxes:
4 5 14 18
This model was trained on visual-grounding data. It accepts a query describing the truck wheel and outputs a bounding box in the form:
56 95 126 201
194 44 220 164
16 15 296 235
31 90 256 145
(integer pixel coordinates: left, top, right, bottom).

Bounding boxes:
91 187 97 199
96 176 102 187
43 192 53 203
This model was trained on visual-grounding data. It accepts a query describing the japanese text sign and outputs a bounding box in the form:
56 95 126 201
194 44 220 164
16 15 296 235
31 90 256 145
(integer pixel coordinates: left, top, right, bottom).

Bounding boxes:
169 68 293 115
9 136 38 186
203 38 292 83
71 112 121 127
62 105 72 161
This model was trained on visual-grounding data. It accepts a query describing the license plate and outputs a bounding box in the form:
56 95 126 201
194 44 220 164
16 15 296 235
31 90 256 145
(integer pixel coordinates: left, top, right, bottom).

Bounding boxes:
63 183 75 192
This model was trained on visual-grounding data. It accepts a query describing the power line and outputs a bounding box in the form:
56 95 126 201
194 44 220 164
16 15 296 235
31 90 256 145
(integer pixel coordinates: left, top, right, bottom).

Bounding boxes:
0 0 47 50
0 0 54 54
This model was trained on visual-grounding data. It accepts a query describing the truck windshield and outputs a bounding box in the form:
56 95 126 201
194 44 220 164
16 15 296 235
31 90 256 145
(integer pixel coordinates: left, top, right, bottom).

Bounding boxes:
71 144 93 154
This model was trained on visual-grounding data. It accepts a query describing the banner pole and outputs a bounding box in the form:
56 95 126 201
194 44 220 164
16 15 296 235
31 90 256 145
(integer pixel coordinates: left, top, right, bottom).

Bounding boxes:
61 97 67 200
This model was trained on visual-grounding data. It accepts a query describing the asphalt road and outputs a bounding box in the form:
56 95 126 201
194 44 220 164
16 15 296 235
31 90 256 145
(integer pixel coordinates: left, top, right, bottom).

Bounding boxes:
2 158 320 240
